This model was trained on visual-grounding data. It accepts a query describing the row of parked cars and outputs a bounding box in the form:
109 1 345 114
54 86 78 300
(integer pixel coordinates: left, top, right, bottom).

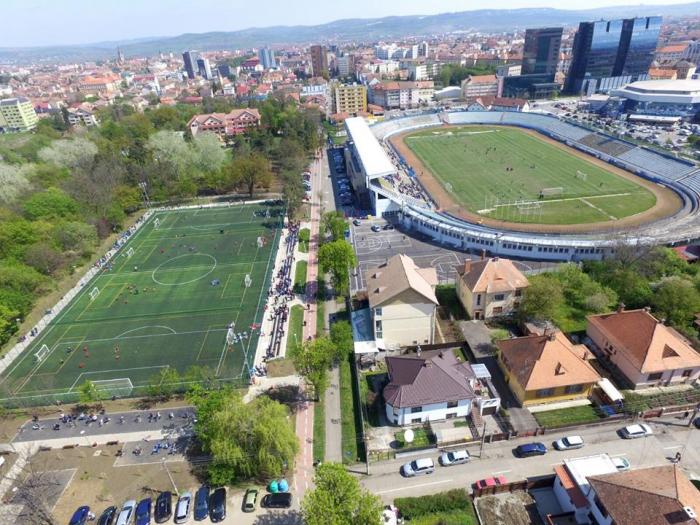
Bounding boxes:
329 148 355 206
69 485 292 525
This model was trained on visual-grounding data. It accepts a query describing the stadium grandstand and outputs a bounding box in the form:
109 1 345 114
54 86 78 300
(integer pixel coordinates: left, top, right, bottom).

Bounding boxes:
342 110 700 262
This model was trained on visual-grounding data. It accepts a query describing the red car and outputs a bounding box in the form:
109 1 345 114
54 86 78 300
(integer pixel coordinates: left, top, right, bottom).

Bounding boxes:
474 476 507 489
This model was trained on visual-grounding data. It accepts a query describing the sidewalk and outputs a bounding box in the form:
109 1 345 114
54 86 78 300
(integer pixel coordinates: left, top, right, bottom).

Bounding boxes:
324 296 342 463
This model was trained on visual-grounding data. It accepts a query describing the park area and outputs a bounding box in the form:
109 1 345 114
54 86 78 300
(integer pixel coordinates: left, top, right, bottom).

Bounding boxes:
0 202 283 405
401 126 659 225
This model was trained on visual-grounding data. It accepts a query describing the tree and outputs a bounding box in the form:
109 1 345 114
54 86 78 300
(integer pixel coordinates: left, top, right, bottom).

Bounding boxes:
77 380 103 404
321 211 347 241
330 320 353 356
23 243 66 276
318 240 357 296
188 388 299 484
519 274 564 322
52 221 98 255
38 137 97 170
23 187 79 220
291 336 339 400
147 367 182 400
0 303 20 347
302 463 383 525
3 456 61 525
652 276 700 329
229 153 273 197
0 162 31 204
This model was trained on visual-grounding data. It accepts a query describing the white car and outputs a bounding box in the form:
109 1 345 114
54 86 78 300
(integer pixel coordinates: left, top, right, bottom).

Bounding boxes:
439 449 470 466
611 457 630 471
620 423 653 439
174 492 192 524
402 457 434 477
554 435 584 450
116 500 136 525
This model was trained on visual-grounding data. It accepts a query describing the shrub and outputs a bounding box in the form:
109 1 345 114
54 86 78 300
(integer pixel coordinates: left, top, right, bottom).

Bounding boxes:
395 489 471 519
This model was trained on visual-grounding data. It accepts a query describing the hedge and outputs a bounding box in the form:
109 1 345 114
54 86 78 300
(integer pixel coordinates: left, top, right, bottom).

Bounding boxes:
395 489 472 519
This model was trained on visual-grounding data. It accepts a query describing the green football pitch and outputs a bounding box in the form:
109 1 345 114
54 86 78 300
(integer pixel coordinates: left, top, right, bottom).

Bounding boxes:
404 126 657 224
0 203 284 404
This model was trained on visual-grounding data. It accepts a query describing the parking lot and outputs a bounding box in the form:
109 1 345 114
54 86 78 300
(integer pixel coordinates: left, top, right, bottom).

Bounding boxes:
349 216 557 293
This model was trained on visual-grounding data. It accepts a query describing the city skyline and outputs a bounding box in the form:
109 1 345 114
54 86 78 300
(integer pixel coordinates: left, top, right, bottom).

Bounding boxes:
0 0 694 48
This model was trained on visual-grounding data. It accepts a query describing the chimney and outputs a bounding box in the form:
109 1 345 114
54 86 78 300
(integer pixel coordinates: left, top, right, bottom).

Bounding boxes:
617 302 625 314
555 362 564 375
464 259 472 274
548 331 556 342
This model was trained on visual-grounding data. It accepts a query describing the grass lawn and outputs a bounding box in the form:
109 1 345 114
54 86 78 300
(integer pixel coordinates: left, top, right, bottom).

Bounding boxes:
435 284 467 320
313 393 325 463
534 404 604 428
339 351 361 463
266 357 296 377
286 305 304 355
360 370 385 427
411 510 478 525
395 427 435 449
404 126 656 225
294 260 308 294
0 203 284 405
298 228 310 253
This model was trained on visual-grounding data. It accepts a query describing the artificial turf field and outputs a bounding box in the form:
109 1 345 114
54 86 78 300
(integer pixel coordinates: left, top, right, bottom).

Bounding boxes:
403 126 657 224
0 203 283 403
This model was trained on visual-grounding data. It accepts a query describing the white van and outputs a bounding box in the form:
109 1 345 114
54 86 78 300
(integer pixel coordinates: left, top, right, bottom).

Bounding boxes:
402 457 435 477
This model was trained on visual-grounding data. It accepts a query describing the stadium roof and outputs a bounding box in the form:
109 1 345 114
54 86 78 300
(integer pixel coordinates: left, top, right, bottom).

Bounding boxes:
612 79 700 103
345 117 396 180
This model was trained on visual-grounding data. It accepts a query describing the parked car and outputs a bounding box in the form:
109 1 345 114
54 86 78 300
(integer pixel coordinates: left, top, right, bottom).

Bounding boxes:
261 492 292 509
154 492 172 523
402 457 435 477
209 488 227 523
371 224 381 232
193 485 209 521
619 423 653 439
69 506 91 525
135 498 151 525
352 219 361 226
242 488 258 512
474 476 507 489
694 417 700 429
611 457 630 471
174 492 192 524
439 449 470 466
98 506 118 525
116 500 137 525
383 224 395 230
515 442 547 458
553 435 584 451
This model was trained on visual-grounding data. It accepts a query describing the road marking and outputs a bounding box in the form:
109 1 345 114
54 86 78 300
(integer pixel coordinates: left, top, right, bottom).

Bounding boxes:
492 470 512 475
377 479 453 495
663 445 684 450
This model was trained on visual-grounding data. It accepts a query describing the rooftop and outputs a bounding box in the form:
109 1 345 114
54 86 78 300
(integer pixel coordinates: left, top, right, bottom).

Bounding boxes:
345 116 396 179
366 254 438 309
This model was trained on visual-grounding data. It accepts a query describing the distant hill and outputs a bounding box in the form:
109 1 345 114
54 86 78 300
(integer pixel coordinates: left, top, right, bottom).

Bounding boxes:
2 2 699 63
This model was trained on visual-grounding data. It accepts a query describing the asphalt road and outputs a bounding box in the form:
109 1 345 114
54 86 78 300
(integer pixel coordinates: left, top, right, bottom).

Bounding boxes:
358 418 700 501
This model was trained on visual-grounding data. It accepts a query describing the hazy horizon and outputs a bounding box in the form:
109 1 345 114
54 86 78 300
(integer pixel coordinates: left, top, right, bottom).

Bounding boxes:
1 0 695 48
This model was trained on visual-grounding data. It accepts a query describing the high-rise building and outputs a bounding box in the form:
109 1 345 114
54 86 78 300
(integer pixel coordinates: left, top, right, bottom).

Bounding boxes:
310 45 329 77
197 57 213 80
418 41 430 58
182 51 197 79
565 16 661 95
0 97 39 132
258 47 276 69
336 55 356 78
522 27 563 75
331 83 367 115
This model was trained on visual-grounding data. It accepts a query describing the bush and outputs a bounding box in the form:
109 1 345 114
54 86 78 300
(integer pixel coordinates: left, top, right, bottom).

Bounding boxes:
395 489 471 519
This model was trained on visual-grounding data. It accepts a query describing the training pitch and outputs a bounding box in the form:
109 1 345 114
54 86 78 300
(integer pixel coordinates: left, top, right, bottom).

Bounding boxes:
401 126 659 225
0 203 283 403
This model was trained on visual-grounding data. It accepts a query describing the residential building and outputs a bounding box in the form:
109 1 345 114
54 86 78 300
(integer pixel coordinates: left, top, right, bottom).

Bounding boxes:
455 257 528 320
197 57 213 80
684 41 700 65
461 74 501 100
565 17 662 95
336 54 355 77
522 27 563 75
187 108 261 139
408 62 442 81
310 45 329 77
331 83 367 115
418 41 430 58
0 97 39 132
366 254 438 349
655 43 688 63
369 81 434 109
258 47 276 70
182 50 197 79
66 106 98 127
675 60 697 80
497 330 601 406
587 307 700 389
648 68 678 80
384 350 478 425
496 63 522 77
78 75 119 94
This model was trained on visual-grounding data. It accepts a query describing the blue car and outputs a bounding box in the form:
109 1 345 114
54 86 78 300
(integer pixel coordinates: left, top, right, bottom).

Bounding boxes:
69 506 90 525
515 442 547 458
194 485 209 521
135 498 151 525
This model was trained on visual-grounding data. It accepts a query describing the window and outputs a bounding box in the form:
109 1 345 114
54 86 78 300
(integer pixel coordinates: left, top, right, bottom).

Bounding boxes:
494 294 505 301
412 417 422 424
648 372 663 381
476 294 482 306
493 307 503 314
446 413 456 419
565 384 584 394
515 289 522 297
374 307 382 317
682 369 693 377
410 407 422 414
536 388 555 398
447 400 458 408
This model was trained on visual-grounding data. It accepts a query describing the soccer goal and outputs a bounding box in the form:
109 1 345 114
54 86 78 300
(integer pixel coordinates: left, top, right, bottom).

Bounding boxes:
244 274 252 288
539 187 564 198
34 344 50 362
89 287 100 301
575 170 588 181
226 322 236 345
126 247 135 259
257 236 264 248
154 217 161 229
92 378 134 398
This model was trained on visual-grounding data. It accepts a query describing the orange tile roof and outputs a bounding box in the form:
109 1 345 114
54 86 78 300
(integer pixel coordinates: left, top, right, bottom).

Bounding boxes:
658 44 688 54
459 257 528 294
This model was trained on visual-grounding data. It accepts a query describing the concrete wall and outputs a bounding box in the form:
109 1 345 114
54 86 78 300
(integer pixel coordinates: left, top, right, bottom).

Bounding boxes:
374 294 435 348
386 397 472 426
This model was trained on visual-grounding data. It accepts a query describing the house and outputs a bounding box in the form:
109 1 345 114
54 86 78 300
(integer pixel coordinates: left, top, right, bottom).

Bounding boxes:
187 108 261 139
461 74 502 100
497 331 601 406
587 307 700 389
455 257 528 320
66 106 98 127
366 254 438 349
384 349 477 425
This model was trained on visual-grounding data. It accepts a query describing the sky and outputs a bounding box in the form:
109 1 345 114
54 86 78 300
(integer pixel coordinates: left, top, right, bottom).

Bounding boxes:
0 0 692 47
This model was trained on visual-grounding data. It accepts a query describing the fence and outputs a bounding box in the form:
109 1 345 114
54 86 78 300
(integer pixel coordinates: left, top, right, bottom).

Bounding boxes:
472 474 555 498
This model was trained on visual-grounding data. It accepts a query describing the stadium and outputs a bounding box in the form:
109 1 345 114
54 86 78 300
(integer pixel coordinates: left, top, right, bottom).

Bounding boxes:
343 111 700 261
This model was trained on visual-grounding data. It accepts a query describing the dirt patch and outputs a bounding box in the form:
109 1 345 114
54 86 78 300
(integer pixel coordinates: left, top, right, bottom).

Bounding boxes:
475 491 540 525
390 125 683 234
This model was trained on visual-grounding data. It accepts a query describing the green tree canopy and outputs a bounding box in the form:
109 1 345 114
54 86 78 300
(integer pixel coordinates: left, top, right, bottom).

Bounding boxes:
321 211 347 241
652 276 700 329
318 240 357 296
23 187 79 220
519 274 564 322
291 336 339 400
229 153 273 197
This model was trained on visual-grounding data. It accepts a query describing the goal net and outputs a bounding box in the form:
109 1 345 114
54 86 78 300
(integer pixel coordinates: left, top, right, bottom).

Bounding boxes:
35 344 50 362
257 236 264 248
540 187 564 197
244 274 252 288
92 378 133 397
226 323 236 345
126 247 135 259
575 170 588 181
89 287 100 301
154 217 161 229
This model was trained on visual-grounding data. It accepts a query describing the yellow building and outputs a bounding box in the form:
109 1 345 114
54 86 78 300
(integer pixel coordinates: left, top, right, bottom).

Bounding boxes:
0 97 38 132
332 83 367 116
497 331 601 406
